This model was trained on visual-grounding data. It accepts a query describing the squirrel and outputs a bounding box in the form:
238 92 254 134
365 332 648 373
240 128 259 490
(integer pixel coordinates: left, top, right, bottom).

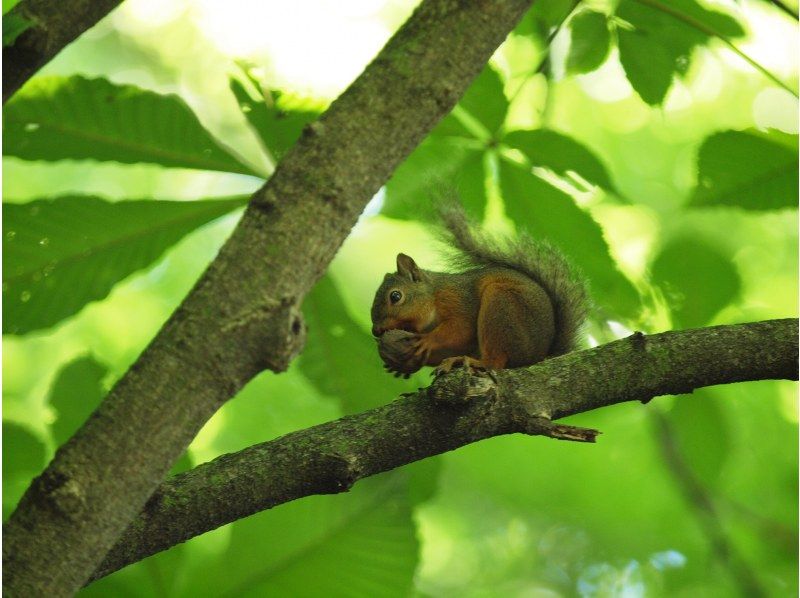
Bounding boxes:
370 203 589 377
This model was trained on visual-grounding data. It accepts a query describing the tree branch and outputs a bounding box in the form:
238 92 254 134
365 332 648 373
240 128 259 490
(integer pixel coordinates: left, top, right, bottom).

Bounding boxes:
2 1 533 594
89 318 798 582
2 0 124 104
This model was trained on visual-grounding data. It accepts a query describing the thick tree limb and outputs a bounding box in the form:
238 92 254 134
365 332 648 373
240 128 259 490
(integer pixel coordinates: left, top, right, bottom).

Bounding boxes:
90 319 798 582
2 0 124 104
2 1 532 595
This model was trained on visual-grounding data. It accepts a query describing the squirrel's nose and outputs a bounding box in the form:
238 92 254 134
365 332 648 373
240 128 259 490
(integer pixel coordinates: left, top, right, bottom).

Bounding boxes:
372 325 384 338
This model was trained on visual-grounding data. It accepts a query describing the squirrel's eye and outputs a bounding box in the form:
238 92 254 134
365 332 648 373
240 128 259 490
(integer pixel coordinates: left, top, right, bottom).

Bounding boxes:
389 290 403 304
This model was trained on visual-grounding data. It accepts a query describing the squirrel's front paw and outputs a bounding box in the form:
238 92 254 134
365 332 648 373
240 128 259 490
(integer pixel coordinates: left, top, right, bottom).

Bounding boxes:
377 329 420 378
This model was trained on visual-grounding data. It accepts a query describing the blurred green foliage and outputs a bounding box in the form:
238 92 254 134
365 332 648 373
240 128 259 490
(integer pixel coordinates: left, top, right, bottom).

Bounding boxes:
2 0 797 596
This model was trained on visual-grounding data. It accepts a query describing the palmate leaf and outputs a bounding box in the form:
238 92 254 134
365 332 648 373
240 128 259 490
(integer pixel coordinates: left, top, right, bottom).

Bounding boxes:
498 159 639 317
229 74 320 161
690 129 798 210
433 65 508 139
178 476 419 598
3 195 247 335
382 137 488 220
651 236 741 328
566 10 612 75
299 275 400 414
3 76 259 175
616 0 745 105
504 129 619 195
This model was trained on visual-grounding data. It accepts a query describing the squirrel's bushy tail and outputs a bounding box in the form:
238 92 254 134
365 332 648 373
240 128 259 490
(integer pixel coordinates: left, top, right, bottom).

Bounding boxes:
438 202 589 356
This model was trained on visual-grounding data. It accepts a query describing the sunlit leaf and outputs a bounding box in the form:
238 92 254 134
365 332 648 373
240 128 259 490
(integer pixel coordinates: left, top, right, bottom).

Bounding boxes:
382 137 488 220
2 421 45 520
434 65 508 138
567 10 612 74
48 356 108 447
4 76 259 175
299 275 398 414
3 195 247 334
515 0 579 38
651 236 741 328
616 0 745 105
229 75 320 161
690 129 798 210
504 129 618 194
498 159 639 316
3 12 31 46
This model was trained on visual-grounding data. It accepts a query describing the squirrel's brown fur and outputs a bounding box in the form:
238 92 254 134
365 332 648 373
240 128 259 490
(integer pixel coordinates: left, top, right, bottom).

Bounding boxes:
371 202 589 376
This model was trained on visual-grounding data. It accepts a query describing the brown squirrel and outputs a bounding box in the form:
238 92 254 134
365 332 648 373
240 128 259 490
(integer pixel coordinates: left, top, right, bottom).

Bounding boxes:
371 203 589 377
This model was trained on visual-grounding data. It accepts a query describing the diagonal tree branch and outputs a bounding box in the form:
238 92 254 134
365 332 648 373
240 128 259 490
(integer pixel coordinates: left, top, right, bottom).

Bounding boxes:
2 1 533 595
89 318 798 582
2 0 124 104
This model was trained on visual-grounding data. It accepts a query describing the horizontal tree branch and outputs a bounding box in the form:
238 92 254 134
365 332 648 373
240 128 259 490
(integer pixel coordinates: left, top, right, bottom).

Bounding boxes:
3 1 533 594
90 318 798 581
3 0 124 103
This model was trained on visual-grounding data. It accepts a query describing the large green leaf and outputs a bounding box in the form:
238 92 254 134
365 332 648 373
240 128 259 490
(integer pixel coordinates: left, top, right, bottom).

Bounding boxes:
690 130 798 210
616 0 745 105
3 421 46 520
515 0 579 39
3 76 259 175
651 236 741 328
179 476 419 597
229 75 320 162
3 195 247 334
504 129 618 194
299 275 401 414
382 137 488 221
498 159 639 317
567 10 612 75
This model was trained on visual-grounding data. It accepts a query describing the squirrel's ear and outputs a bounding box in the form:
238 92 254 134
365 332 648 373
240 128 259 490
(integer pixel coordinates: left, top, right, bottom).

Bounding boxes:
396 253 427 282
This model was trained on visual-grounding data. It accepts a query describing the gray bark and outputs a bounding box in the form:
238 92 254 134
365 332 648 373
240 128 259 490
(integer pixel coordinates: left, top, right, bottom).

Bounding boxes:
90 318 798 582
2 1 533 595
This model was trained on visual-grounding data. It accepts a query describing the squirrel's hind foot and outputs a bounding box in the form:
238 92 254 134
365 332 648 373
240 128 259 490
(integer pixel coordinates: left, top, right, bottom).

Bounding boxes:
434 356 496 381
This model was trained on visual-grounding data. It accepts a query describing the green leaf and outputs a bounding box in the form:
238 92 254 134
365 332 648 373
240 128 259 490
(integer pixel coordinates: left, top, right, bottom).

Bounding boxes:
435 66 508 139
382 137 488 221
179 476 418 597
299 275 399 414
2 0 22 15
229 75 320 161
3 195 247 335
48 356 108 447
668 390 731 483
616 0 745 105
498 159 639 317
651 236 741 328
504 129 618 194
515 0 578 38
690 129 799 210
3 421 46 520
567 10 612 74
3 76 259 175
3 12 31 46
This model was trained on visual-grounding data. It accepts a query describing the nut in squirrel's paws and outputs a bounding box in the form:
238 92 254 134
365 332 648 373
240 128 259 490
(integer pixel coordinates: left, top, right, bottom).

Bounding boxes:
434 356 495 381
377 329 421 378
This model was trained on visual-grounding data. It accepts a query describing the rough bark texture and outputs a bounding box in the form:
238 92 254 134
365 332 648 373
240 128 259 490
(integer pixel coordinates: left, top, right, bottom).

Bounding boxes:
90 318 798 581
2 0 124 103
2 1 532 595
